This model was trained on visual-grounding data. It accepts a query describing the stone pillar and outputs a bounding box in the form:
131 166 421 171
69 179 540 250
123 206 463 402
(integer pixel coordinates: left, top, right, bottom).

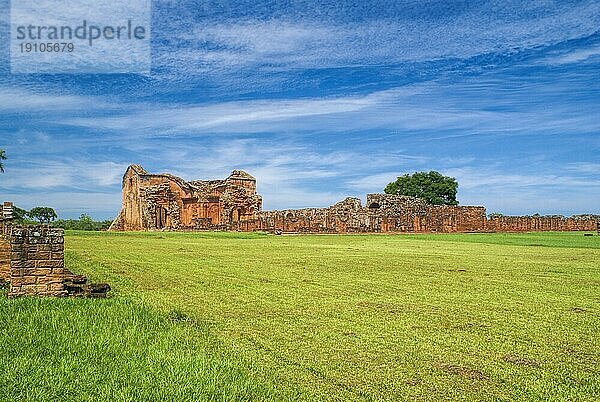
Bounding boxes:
2 202 13 220
8 226 67 297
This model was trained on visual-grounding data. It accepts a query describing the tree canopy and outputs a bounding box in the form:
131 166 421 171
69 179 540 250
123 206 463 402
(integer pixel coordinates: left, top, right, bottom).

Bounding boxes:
384 171 459 205
12 206 29 224
28 207 58 224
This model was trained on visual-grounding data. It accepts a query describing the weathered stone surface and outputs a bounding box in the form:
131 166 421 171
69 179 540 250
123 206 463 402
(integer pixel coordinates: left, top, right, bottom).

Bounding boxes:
0 216 111 298
109 166 599 234
487 215 598 232
110 165 262 231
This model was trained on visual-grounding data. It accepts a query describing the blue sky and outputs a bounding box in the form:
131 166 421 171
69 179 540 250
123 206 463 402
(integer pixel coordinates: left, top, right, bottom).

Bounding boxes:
0 0 599 219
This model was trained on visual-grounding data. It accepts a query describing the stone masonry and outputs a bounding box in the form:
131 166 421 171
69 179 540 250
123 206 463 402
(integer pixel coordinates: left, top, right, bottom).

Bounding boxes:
0 202 110 298
110 165 262 231
110 165 599 234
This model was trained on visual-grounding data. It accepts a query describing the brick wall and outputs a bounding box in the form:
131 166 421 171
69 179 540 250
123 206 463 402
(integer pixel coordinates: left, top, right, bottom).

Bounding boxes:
8 226 67 297
229 198 597 234
231 197 490 234
0 218 110 298
0 237 10 282
487 216 598 232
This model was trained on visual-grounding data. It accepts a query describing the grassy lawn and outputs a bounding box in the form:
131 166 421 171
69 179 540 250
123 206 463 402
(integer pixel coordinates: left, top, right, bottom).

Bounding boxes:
1 231 599 401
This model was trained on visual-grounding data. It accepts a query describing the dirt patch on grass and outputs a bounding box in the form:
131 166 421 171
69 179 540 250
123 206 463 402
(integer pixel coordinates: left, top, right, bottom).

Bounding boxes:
404 378 421 386
502 354 540 368
437 363 487 380
562 346 597 366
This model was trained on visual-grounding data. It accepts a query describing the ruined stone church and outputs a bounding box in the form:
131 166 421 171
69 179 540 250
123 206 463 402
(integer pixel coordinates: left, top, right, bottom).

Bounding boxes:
110 165 263 231
110 165 598 233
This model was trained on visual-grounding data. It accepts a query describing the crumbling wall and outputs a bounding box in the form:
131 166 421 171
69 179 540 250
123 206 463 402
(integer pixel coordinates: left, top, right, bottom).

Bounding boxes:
0 236 10 282
232 196 488 234
487 215 598 232
0 208 110 298
0 202 13 281
111 166 598 234
111 165 263 231
421 206 487 233
8 226 67 297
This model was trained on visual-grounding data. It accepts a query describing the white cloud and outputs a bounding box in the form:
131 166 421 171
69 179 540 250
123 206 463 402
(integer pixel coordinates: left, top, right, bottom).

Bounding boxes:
545 46 600 65
0 160 128 189
566 162 600 174
155 1 600 74
346 172 402 193
0 87 107 112
58 79 600 139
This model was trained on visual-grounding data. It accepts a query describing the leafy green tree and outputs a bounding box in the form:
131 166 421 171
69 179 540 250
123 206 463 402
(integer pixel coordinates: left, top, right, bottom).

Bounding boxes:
384 171 459 205
77 214 97 231
12 206 29 224
28 207 57 224
0 149 6 173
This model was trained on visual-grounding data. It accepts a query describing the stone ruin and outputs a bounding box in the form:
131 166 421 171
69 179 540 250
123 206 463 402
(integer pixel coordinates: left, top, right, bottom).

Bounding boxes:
109 165 262 231
110 165 599 234
0 202 110 298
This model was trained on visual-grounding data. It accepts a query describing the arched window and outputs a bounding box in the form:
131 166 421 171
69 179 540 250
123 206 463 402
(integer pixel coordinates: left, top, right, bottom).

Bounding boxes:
368 202 381 209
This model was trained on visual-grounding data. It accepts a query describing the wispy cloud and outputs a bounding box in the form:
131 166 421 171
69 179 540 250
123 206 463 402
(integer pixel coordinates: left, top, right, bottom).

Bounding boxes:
0 160 127 190
58 79 600 138
157 1 600 73
544 45 600 65
0 88 104 112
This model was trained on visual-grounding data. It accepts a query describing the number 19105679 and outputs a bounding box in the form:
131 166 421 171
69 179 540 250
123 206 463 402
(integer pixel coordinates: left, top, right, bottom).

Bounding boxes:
19 42 74 52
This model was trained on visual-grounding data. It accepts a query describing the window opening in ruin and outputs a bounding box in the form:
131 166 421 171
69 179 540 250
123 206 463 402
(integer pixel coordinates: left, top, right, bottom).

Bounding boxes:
231 207 246 222
156 206 167 229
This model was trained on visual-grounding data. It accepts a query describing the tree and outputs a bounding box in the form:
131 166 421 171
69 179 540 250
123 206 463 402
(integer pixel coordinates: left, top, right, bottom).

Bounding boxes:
12 206 29 224
28 207 57 224
0 149 6 173
77 214 97 231
384 171 459 205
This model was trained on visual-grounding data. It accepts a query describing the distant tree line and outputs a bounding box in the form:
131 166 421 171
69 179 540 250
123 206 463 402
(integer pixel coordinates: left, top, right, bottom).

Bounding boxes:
11 205 112 230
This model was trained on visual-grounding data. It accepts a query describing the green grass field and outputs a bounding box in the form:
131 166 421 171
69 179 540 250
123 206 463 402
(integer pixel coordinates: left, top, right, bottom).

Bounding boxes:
1 231 599 401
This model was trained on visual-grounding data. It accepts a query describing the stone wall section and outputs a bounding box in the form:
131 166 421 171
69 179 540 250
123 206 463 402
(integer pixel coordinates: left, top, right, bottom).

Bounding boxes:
8 226 67 297
0 236 10 282
230 195 488 234
109 166 599 234
110 165 262 231
487 215 598 232
1 203 110 298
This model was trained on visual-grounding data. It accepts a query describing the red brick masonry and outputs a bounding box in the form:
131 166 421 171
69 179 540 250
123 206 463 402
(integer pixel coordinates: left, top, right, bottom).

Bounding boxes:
110 165 599 233
1 205 110 298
